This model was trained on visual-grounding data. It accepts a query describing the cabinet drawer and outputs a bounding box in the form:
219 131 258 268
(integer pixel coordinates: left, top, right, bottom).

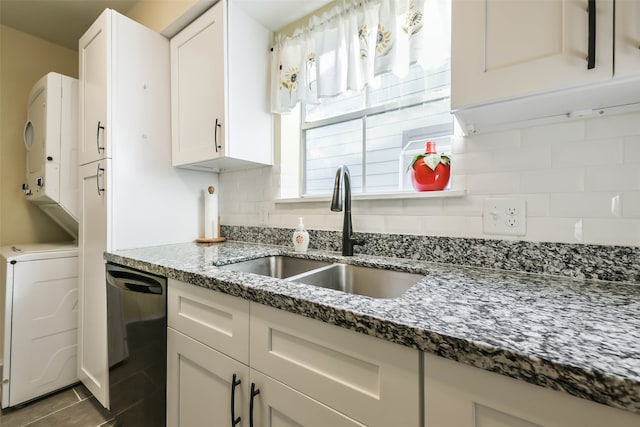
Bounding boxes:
250 303 420 427
168 279 249 364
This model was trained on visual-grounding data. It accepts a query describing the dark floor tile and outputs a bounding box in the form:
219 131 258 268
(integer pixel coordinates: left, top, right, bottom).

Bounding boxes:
24 397 113 427
0 387 80 427
72 383 92 400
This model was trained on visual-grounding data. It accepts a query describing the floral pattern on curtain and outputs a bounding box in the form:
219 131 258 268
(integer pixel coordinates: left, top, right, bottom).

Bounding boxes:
270 0 450 113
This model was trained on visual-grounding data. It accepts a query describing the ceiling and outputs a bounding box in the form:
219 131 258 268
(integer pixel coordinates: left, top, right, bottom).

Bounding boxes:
0 0 139 50
0 0 334 51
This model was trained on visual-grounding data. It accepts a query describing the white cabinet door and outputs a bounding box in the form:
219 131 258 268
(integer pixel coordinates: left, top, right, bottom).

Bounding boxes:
170 1 225 167
451 0 614 109
167 328 250 427
615 0 640 78
170 0 273 171
250 302 420 427
78 160 110 408
79 11 108 166
250 369 364 427
424 353 640 427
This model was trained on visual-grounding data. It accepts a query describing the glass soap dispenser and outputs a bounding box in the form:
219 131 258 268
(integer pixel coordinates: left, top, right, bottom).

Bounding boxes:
292 217 310 252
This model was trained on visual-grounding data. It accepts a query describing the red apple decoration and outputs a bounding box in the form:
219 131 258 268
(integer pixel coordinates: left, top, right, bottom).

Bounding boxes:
408 142 451 191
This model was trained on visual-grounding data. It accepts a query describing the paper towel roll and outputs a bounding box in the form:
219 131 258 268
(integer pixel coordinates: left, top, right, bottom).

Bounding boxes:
204 186 219 239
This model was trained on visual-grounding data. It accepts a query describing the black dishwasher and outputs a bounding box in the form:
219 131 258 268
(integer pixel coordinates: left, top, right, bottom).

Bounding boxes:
106 263 166 426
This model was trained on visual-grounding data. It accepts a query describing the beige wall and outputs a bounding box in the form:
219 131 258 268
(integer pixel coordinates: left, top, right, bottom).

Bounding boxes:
0 25 78 246
127 0 199 33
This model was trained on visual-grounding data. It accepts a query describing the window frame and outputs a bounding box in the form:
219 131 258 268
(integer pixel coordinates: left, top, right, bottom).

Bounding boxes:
300 89 452 197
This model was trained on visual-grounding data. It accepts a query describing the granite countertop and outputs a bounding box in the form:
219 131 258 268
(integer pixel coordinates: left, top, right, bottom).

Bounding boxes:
105 241 640 415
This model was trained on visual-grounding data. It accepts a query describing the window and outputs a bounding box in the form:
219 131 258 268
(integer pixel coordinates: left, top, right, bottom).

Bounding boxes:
273 0 453 198
302 63 453 196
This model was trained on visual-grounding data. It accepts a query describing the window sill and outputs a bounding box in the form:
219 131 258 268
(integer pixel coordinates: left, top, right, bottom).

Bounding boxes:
275 189 466 204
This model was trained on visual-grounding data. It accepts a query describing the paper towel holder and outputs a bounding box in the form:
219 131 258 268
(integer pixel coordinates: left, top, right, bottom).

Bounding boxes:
196 215 226 243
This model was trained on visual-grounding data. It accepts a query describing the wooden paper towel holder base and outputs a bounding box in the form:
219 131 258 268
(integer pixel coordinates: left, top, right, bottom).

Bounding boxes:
196 216 226 243
196 237 226 243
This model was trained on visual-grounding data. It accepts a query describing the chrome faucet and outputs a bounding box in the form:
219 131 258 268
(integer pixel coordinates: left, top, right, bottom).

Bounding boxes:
331 165 365 256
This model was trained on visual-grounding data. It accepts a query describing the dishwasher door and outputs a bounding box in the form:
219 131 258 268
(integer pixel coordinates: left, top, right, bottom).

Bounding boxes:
106 263 166 426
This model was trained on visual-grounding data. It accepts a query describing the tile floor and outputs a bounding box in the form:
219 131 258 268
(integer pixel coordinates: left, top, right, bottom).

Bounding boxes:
0 383 115 427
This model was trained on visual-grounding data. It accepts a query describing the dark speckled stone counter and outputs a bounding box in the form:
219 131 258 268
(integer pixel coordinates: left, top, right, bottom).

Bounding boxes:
105 241 640 416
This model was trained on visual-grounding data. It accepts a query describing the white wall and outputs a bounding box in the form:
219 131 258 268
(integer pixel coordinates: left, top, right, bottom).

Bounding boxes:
219 111 640 247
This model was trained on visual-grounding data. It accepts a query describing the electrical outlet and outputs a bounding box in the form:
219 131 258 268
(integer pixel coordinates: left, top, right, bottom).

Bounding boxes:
483 198 526 236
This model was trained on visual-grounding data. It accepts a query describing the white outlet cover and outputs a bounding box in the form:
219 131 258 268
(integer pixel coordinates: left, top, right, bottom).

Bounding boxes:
483 198 526 236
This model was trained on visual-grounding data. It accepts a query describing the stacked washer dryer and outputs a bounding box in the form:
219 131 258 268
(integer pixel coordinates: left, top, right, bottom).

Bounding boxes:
1 72 80 408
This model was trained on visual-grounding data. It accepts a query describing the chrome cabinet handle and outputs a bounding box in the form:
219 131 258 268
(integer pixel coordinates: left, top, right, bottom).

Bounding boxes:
249 382 260 427
215 118 222 153
97 121 105 153
96 163 105 196
231 374 241 427
587 0 596 69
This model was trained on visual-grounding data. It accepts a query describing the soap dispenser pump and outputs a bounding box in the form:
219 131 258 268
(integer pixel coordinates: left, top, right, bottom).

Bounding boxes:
292 217 310 252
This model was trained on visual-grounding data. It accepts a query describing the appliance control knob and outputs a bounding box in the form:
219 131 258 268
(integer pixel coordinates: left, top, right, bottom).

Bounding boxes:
36 177 44 187
47 156 53 161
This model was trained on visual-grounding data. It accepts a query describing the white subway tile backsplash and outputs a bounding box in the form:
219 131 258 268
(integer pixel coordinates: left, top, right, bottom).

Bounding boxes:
582 218 640 246
623 136 640 163
585 164 640 191
520 168 584 193
352 214 386 233
552 139 623 168
549 192 622 218
520 120 585 148
465 172 521 194
519 194 550 217
452 151 496 173
443 195 485 216
525 217 583 244
623 192 640 218
220 111 640 247
421 216 485 239
490 146 552 172
384 215 426 235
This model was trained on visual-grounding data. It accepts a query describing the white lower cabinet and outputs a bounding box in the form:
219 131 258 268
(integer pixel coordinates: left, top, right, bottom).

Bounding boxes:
167 328 249 427
167 279 421 426
424 353 640 427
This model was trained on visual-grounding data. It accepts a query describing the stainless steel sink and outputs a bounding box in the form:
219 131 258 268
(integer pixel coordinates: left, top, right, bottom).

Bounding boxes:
219 256 331 279
289 264 423 299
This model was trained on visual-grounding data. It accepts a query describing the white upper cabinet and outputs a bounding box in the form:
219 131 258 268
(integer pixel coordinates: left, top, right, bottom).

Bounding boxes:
451 0 613 109
170 0 274 171
452 0 640 134
615 0 640 78
79 11 109 166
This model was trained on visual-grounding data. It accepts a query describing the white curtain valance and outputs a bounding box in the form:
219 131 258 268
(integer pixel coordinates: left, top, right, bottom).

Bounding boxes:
270 0 451 114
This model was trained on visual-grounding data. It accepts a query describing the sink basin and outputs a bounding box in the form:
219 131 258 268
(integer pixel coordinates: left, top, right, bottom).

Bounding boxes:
289 264 423 299
220 256 331 279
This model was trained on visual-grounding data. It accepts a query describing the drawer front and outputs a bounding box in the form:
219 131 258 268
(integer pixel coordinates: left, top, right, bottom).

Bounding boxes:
250 302 420 427
168 279 249 364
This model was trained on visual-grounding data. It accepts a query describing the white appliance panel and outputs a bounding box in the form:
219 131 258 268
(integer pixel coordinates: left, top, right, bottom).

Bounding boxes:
0 243 79 409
